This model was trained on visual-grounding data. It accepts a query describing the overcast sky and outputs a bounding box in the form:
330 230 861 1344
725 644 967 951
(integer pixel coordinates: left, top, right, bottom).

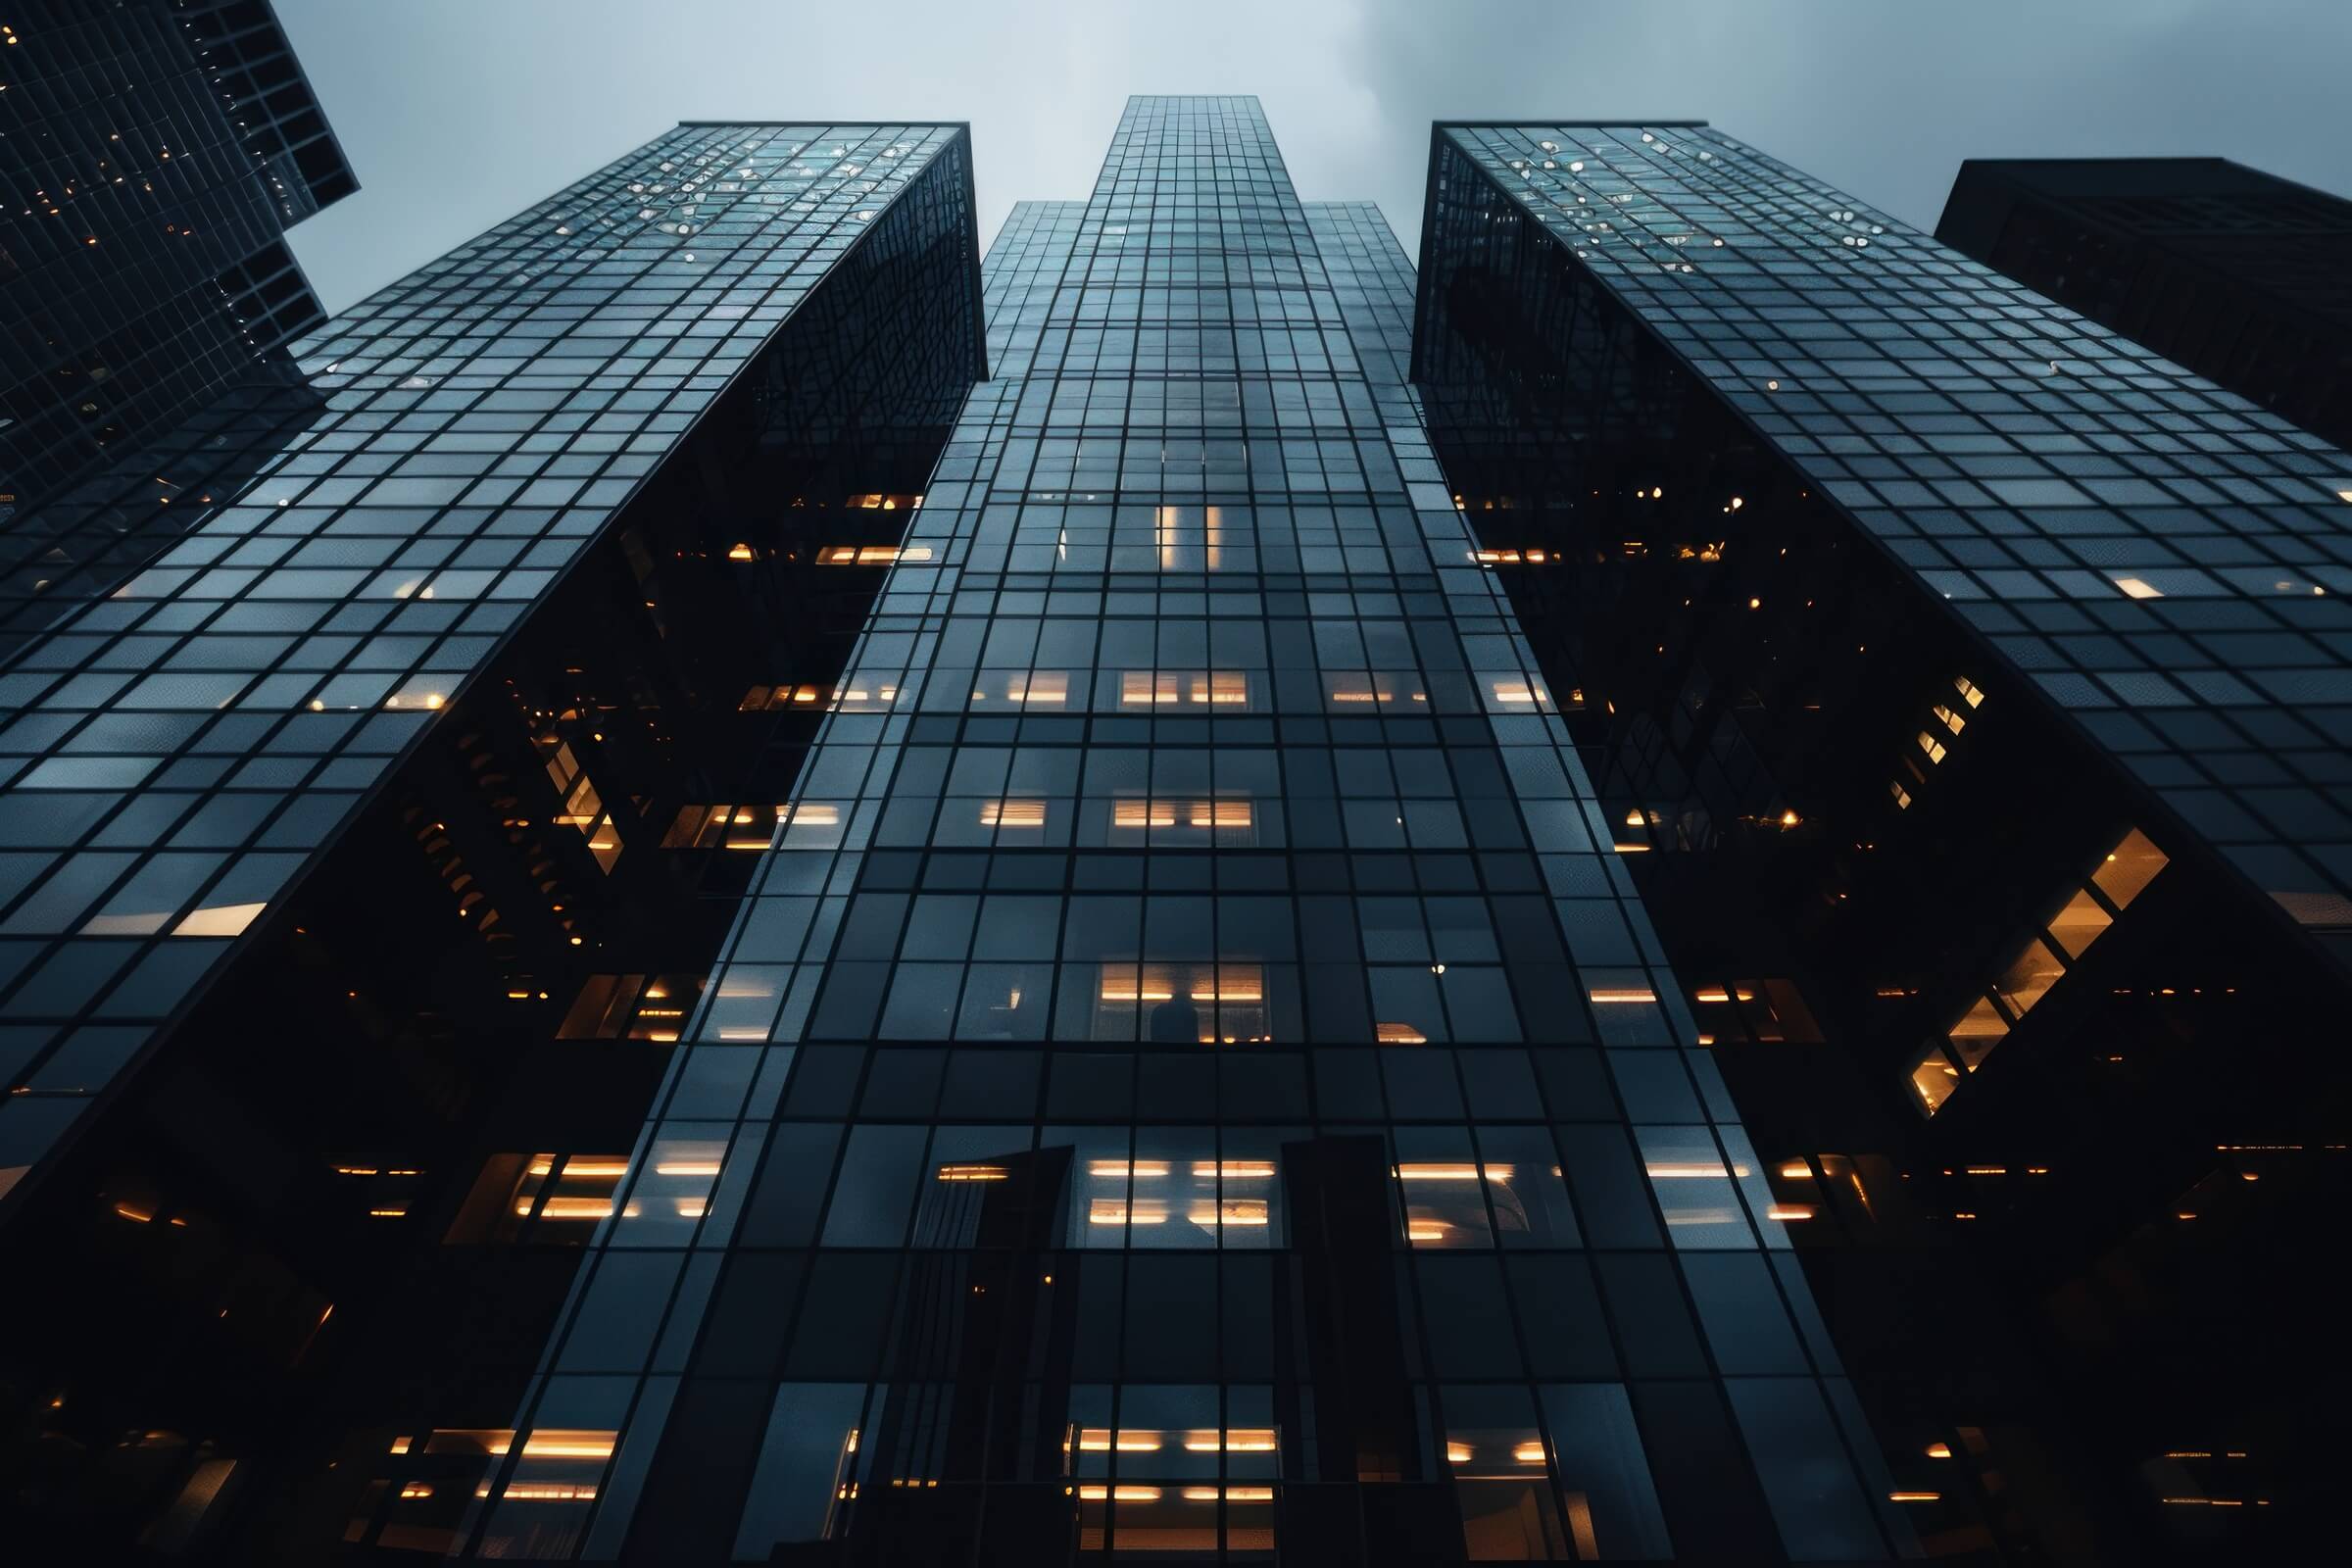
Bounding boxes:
278 0 2352 316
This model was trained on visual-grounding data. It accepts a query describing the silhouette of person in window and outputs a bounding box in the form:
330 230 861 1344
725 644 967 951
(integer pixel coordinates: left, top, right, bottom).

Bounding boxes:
1150 995 1201 1044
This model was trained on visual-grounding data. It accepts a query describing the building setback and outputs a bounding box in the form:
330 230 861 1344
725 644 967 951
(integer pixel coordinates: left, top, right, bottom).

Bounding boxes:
2 84 2348 1564
1936 157 2352 453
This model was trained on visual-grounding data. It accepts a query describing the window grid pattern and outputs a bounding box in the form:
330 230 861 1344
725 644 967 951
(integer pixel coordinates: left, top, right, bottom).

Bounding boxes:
0 122 976 1198
1438 124 2352 932
485 98 1905 1564
0 0 341 509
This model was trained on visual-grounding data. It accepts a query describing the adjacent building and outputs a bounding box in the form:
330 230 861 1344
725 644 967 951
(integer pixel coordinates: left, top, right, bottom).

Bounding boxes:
1937 157 2352 452
2 72 2347 1565
0 96 988 1559
1418 121 2351 1562
1 0 357 650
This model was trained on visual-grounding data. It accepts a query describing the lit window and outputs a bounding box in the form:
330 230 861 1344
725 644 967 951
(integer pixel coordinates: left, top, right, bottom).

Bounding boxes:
1328 675 1398 705
1091 962 1271 1043
738 683 825 710
1910 1050 1961 1114
1118 670 1248 707
1111 798 1254 836
2046 889 2112 957
2093 827 2168 908
1003 671 1069 705
1991 939 2066 1017
1945 997 2008 1069
815 544 933 565
1489 679 1548 707
172 901 266 938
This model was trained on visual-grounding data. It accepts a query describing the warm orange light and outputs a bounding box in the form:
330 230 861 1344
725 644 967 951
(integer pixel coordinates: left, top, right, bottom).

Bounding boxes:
1376 1021 1429 1044
1511 1441 1547 1464
936 1164 1008 1182
980 799 1046 828
1090 1159 1169 1178
814 544 933 566
521 1431 617 1460
1076 1429 1162 1453
1183 1429 1278 1453
1004 672 1069 704
1397 1162 1516 1182
1588 987 1657 1004
1115 670 1249 705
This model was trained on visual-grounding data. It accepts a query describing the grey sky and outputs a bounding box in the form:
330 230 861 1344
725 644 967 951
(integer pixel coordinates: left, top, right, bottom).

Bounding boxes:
278 0 2352 317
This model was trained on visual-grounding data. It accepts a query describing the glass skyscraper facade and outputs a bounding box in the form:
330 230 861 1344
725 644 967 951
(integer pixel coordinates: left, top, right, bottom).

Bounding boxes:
3 80 2346 1564
0 117 981 1200
465 96 1903 1563
2 0 356 644
1417 122 2351 1561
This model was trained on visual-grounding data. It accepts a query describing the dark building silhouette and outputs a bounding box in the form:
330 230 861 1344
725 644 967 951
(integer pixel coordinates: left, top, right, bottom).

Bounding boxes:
1 0 357 650
1936 157 2352 451
4 87 2349 1565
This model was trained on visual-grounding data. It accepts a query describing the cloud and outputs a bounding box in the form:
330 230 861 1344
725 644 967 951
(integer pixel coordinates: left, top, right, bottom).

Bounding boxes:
276 0 2352 311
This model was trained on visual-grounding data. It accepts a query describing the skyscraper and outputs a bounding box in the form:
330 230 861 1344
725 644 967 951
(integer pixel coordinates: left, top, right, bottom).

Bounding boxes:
1936 157 2352 451
1418 121 2351 1561
3 83 2345 1562
0 104 986 1556
1 0 356 647
470 97 1900 1564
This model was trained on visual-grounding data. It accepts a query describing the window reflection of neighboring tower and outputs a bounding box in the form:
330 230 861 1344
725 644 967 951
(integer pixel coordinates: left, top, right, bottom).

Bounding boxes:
1281 1134 1461 1557
852 1146 1075 1561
